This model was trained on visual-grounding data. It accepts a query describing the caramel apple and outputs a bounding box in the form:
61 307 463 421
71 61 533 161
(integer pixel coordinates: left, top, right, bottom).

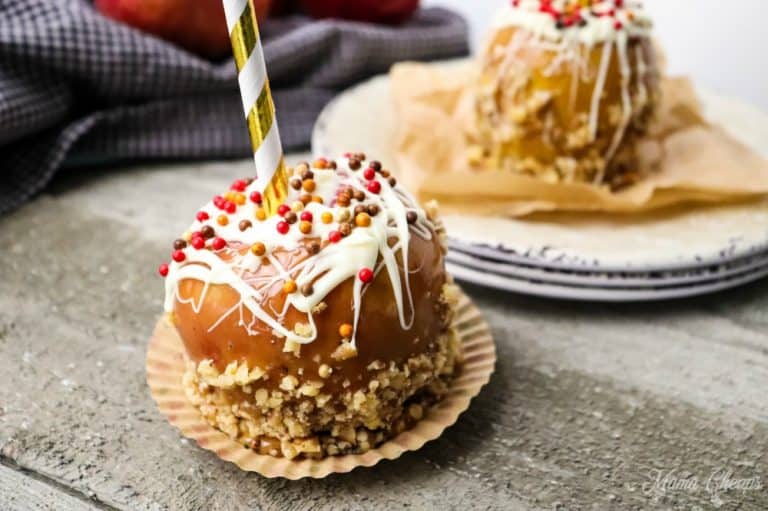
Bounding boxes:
471 0 660 188
161 155 461 459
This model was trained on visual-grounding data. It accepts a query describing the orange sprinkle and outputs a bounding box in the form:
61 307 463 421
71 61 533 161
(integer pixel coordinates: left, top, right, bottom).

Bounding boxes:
339 323 353 339
250 242 266 256
311 196 323 204
321 212 333 224
355 212 371 228
234 193 246 205
217 215 229 226
283 280 297 294
255 208 267 221
299 221 313 234
302 179 316 193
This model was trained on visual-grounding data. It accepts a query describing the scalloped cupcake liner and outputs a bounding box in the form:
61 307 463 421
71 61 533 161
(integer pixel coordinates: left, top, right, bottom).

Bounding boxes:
146 289 496 479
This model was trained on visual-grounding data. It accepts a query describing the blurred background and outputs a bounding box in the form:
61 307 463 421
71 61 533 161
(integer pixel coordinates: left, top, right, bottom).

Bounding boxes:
427 0 768 111
4 0 767 213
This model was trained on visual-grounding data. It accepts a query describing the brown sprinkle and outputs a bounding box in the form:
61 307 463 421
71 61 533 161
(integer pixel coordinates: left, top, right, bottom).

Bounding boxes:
380 169 391 178
328 160 337 170
337 195 350 207
367 204 380 217
290 179 302 190
354 204 367 215
301 283 314 296
284 212 298 224
239 220 253 232
369 160 382 171
301 168 315 180
173 239 187 250
299 193 312 205
200 225 215 239
348 158 361 170
353 190 365 201
308 241 321 254
406 211 418 224
388 177 397 187
339 223 352 237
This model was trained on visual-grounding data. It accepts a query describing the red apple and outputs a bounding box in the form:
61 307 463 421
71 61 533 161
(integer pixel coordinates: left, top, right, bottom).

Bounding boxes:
96 0 273 59
301 0 419 25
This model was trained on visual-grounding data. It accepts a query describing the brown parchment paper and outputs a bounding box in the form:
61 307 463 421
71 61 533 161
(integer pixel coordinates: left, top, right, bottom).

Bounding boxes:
146 289 496 479
391 62 768 217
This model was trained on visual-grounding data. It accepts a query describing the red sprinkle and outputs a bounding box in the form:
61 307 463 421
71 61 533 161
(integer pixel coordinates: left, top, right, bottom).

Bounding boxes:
231 179 247 192
196 211 209 222
358 267 374 284
213 195 225 209
191 230 202 239
328 230 342 243
250 191 263 204
158 263 169 277
277 204 291 217
363 168 376 180
212 237 227 250
191 237 205 250
172 250 186 263
277 221 290 234
366 180 381 194
225 201 237 214
614 20 623 30
300 211 313 222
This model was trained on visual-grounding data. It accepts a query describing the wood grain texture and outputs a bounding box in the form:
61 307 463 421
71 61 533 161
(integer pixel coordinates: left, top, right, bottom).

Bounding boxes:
0 158 766 510
0 463 102 511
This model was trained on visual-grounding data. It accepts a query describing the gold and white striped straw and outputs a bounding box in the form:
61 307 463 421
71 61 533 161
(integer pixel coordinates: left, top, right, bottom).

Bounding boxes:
223 0 288 216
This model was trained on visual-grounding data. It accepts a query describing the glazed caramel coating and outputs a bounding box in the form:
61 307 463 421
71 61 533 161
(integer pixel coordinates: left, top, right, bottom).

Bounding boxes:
173 229 448 395
475 26 660 183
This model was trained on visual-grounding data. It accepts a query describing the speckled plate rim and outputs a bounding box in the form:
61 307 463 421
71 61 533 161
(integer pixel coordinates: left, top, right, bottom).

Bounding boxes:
446 248 768 288
312 60 768 274
146 290 496 480
446 261 768 302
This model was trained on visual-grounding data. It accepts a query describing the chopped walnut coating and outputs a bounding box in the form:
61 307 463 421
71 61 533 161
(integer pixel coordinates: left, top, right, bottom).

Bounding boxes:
182 284 463 459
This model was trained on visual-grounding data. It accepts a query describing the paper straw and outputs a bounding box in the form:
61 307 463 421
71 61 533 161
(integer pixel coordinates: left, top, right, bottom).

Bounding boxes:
223 0 288 215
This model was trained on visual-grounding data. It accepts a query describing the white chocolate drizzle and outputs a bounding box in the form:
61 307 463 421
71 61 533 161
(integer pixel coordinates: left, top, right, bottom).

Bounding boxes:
163 156 434 350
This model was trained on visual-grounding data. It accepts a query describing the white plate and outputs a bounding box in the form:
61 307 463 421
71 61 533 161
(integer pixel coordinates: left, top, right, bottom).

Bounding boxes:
446 249 768 289
312 60 768 273
446 262 768 302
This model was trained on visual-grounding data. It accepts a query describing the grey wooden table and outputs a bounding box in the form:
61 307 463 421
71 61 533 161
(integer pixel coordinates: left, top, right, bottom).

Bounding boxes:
1 157 766 511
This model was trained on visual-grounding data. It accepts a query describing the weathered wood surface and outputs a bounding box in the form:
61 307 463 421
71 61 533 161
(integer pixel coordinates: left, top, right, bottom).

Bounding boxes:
0 158 766 510
0 463 100 511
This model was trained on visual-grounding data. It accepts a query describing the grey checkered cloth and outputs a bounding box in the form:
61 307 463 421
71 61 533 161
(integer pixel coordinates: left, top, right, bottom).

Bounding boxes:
0 0 468 213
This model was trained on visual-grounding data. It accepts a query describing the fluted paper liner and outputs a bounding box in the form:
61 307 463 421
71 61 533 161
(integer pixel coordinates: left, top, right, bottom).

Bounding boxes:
146 289 496 479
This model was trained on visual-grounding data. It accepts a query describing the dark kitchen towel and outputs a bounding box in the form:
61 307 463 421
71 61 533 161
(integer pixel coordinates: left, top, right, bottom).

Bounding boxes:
0 0 469 213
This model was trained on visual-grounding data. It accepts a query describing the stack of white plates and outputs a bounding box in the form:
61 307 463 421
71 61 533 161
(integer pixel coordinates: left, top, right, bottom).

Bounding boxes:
440 205 768 300
312 62 768 301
